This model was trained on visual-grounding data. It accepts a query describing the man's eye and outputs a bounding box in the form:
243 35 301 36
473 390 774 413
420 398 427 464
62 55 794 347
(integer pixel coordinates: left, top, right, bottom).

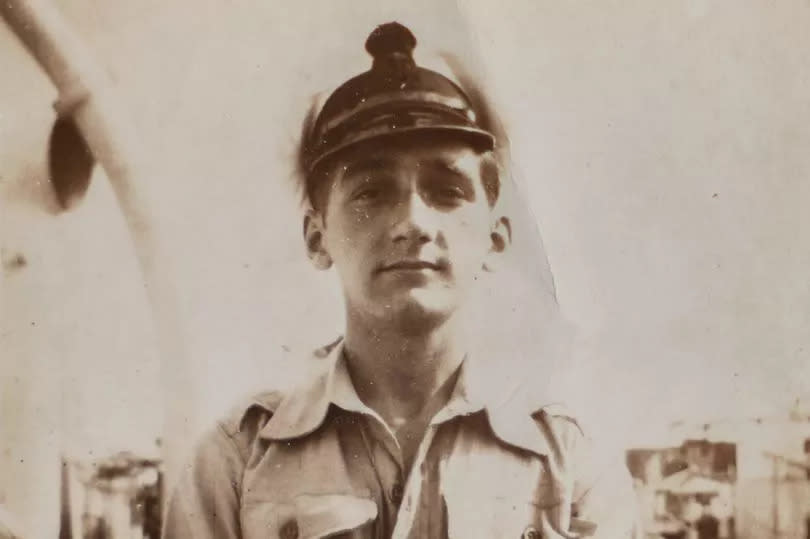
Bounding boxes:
353 188 380 201
435 185 466 200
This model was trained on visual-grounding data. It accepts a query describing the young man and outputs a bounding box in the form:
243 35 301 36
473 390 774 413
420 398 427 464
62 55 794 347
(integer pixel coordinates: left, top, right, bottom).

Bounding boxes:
163 22 640 539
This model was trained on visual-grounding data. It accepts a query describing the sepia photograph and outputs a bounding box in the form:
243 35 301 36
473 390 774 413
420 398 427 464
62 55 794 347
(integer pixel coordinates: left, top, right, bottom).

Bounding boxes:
2 1 809 538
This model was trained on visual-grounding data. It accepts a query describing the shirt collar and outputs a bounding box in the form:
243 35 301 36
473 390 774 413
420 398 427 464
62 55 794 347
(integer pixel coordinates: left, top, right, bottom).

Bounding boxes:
260 339 553 456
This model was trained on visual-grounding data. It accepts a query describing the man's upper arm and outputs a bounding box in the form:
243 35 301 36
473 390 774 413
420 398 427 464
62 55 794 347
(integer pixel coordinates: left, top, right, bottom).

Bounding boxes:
162 423 245 539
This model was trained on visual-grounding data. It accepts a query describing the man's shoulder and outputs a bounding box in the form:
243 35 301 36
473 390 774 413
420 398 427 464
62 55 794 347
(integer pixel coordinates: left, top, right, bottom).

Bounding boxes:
218 389 286 439
533 402 586 437
529 401 593 461
535 402 584 428
211 338 342 445
532 401 631 494
178 388 289 484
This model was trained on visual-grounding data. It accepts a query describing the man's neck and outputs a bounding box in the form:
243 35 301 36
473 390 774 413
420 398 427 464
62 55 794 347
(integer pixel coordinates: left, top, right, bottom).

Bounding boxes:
342 310 466 430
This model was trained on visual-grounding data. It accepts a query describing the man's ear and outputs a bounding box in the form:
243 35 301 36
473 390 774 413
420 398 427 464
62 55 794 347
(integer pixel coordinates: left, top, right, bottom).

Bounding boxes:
482 216 511 272
303 209 332 270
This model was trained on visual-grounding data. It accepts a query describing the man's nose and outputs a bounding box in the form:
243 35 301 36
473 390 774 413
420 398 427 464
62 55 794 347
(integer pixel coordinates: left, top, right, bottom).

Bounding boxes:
391 190 439 244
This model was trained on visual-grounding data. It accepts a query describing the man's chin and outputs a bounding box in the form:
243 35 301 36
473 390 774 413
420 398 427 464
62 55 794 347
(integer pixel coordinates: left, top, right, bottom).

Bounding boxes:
377 292 458 332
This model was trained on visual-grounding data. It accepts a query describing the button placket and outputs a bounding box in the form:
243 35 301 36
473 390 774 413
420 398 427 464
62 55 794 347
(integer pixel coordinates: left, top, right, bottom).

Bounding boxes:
356 418 406 534
390 424 441 539
389 481 404 504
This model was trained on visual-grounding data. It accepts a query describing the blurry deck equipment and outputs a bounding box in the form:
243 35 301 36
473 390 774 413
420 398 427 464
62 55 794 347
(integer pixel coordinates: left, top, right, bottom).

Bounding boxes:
762 452 810 539
1 0 190 503
60 454 162 539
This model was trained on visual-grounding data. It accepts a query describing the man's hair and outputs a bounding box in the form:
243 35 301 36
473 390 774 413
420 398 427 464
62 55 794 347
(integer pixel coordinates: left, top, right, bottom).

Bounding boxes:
295 120 501 213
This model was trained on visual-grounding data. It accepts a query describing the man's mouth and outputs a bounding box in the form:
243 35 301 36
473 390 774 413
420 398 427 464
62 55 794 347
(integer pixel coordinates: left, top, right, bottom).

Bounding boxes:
378 260 444 273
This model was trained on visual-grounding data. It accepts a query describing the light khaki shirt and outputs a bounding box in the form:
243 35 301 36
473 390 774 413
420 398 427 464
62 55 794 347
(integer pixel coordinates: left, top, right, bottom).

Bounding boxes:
163 341 640 538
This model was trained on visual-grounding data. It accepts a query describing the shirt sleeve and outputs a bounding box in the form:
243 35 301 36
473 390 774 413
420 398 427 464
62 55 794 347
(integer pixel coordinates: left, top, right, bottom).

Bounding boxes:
569 433 643 539
162 423 245 539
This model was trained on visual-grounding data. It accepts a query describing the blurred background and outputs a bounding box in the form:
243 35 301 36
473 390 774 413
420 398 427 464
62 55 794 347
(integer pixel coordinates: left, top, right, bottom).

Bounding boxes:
2 0 809 537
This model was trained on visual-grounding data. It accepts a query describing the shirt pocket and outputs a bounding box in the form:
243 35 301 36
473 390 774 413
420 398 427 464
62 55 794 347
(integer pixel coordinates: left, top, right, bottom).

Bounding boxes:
445 496 591 539
241 494 378 539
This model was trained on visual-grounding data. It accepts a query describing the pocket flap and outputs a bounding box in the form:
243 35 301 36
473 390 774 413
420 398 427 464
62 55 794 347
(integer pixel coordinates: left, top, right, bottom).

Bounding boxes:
294 494 377 538
244 494 378 539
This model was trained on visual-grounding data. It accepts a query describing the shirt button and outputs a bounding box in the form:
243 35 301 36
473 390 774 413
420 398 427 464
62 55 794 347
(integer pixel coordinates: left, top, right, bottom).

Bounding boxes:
522 526 541 539
390 482 404 504
279 519 299 539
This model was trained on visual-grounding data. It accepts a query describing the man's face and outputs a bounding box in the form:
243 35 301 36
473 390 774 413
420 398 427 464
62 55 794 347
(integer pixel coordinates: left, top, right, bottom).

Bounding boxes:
305 136 509 331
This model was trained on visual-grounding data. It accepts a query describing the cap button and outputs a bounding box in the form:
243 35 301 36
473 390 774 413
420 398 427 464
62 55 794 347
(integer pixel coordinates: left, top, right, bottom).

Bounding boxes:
365 22 416 59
